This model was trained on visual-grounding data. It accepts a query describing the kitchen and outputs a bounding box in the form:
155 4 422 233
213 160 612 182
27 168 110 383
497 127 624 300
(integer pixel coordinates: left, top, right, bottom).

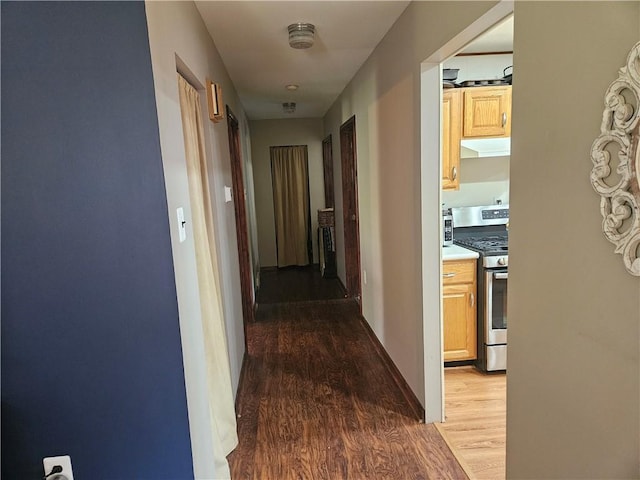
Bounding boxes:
437 15 512 480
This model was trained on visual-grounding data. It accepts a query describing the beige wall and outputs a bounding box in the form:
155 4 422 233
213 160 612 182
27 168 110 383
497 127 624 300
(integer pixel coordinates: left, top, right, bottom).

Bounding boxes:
250 118 325 267
507 2 640 478
323 1 500 405
145 2 255 477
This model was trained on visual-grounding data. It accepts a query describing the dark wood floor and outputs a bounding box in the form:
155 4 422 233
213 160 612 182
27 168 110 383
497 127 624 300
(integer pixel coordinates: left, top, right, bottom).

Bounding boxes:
257 266 346 304
228 301 467 479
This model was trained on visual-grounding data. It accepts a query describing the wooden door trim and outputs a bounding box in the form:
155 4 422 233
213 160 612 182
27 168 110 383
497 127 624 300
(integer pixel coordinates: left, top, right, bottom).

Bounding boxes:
227 107 254 335
322 134 335 208
340 115 362 309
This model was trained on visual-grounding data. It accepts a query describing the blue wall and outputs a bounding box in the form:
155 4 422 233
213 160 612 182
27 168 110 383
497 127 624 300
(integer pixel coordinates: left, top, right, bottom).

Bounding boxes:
1 2 194 478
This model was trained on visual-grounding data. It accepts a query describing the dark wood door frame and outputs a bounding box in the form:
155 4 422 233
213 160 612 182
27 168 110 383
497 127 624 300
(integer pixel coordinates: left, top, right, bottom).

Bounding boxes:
227 107 254 335
340 116 362 309
322 135 335 208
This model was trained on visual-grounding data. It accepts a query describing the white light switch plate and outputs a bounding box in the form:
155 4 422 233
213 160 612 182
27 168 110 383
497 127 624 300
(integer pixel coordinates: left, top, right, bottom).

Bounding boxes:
176 207 186 243
224 186 233 203
43 455 74 480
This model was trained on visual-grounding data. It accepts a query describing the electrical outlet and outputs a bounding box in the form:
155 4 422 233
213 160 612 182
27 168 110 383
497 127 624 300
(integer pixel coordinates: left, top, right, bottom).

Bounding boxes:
43 455 74 480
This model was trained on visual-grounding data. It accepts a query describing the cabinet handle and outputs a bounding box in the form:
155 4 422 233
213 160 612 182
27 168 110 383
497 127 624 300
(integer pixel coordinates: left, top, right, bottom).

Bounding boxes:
452 166 457 180
443 272 456 278
502 112 507 127
470 293 475 307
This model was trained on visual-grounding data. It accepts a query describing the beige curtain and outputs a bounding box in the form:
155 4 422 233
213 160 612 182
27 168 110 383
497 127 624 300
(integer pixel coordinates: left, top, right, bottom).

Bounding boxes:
271 145 311 267
177 74 237 477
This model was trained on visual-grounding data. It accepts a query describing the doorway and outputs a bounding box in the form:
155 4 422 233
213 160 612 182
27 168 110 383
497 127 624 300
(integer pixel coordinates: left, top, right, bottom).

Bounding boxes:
420 0 512 425
177 74 238 475
227 107 254 328
340 116 362 309
322 134 335 208
421 5 513 478
270 145 312 268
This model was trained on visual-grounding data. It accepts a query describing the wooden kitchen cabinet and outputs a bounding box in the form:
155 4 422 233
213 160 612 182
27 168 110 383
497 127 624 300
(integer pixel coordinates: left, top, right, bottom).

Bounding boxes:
443 258 477 362
442 89 461 190
462 86 512 138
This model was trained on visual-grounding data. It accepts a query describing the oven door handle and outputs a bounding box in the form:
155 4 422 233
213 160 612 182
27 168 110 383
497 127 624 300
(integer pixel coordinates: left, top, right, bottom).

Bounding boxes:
494 272 508 280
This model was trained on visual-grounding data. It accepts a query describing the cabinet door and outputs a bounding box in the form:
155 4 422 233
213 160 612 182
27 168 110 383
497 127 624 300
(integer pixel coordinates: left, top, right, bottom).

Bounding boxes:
442 89 461 190
443 283 477 361
462 86 511 138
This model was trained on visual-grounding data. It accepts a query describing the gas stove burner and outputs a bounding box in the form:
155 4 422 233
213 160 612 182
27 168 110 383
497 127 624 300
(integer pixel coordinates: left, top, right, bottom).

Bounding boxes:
458 79 510 87
455 235 508 253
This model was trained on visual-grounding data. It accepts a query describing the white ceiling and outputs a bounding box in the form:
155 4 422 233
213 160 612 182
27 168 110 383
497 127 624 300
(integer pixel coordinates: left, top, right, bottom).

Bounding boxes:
196 1 410 120
460 15 513 55
195 2 513 121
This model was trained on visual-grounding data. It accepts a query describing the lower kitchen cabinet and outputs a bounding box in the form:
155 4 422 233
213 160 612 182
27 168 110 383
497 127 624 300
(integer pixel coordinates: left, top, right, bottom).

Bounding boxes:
443 258 477 361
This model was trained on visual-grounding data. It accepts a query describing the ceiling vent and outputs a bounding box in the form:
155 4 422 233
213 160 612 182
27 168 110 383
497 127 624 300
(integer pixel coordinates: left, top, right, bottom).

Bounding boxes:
283 102 296 114
288 23 315 49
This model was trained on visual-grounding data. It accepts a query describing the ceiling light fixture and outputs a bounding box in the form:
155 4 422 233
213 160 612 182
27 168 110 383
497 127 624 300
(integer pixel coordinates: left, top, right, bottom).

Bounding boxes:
288 23 315 49
283 102 296 114
285 84 299 91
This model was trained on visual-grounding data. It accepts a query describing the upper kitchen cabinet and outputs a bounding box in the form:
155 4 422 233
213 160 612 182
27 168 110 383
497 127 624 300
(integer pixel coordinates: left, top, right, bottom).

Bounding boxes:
462 86 512 138
442 89 462 190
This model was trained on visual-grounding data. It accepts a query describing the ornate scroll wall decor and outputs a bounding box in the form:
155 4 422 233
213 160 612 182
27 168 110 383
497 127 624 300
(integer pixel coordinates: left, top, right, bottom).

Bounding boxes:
590 41 640 276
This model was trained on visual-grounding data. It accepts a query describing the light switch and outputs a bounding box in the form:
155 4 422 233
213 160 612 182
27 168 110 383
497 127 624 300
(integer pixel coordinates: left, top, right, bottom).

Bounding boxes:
224 186 233 203
176 207 186 243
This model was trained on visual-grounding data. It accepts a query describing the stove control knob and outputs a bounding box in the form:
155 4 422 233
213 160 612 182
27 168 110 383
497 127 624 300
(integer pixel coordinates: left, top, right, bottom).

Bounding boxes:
498 257 506 266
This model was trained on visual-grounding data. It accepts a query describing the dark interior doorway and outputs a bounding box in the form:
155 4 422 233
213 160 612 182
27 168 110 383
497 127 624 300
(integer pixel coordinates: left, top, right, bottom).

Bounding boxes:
322 135 335 208
227 107 254 328
340 116 362 309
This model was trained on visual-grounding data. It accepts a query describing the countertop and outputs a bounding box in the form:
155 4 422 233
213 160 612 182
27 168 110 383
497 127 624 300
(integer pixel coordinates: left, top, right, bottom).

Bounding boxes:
442 244 480 261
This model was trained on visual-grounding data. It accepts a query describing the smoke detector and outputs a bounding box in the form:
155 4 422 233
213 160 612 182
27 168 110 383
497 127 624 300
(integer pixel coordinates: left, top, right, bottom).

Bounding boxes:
288 23 315 49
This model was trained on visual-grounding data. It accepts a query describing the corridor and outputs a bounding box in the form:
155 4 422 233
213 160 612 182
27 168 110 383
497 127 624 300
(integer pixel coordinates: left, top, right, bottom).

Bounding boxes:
228 290 466 479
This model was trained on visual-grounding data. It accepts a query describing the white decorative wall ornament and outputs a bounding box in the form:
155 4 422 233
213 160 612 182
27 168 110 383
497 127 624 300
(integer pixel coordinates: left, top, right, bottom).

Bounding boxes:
590 41 640 276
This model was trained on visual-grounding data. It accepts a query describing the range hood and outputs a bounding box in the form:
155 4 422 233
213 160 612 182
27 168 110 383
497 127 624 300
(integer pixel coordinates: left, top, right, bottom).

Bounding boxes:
460 137 511 158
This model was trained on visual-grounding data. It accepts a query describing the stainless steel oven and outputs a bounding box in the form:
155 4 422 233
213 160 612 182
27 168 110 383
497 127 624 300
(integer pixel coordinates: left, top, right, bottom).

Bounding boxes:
452 205 509 372
484 264 507 371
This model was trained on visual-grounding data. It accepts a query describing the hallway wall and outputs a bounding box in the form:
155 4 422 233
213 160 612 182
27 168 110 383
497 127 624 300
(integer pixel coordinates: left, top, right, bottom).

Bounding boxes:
145 2 254 477
250 118 325 267
324 0 640 476
322 0 500 407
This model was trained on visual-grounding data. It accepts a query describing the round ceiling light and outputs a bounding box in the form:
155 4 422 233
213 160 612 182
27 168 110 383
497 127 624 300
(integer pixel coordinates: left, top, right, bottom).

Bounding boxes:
285 84 299 91
288 23 315 49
